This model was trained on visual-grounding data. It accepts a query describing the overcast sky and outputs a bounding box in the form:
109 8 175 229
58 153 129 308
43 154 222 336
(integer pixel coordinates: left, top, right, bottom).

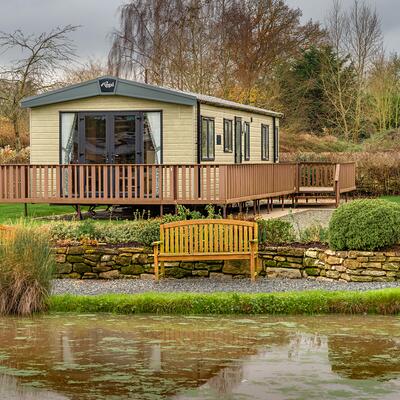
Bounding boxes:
0 0 399 66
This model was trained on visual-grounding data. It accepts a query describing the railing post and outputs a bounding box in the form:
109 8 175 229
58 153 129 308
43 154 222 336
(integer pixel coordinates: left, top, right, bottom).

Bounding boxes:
296 163 301 192
219 165 228 203
334 164 341 208
23 165 29 200
173 165 178 201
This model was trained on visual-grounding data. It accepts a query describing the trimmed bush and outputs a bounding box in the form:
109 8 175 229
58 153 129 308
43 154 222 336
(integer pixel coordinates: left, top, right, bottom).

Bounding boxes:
0 225 55 315
329 199 400 251
47 220 159 246
258 219 295 244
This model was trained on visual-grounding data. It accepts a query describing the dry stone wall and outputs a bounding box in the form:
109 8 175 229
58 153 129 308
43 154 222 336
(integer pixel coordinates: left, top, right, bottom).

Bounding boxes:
54 245 400 282
262 247 400 282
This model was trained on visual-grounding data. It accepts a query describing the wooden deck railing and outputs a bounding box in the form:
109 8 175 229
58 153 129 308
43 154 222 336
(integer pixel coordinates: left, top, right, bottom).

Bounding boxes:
298 162 336 189
0 162 356 207
224 163 297 202
298 162 355 191
337 162 357 193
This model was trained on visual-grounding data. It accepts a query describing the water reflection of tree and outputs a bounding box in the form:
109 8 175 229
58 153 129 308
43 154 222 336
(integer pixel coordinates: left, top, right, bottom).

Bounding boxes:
206 365 244 395
328 335 400 379
288 333 324 360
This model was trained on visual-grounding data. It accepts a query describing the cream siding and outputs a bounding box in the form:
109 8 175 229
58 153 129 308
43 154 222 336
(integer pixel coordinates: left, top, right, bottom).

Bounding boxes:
29 94 279 165
199 103 277 164
30 95 196 164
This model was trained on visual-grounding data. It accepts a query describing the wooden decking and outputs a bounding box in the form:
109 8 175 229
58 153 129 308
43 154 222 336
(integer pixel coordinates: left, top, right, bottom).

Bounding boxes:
0 162 356 210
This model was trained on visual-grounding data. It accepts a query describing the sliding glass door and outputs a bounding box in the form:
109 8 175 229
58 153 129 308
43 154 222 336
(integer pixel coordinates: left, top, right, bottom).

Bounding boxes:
60 111 162 198
112 114 139 164
83 114 107 164
61 111 162 165
79 112 142 164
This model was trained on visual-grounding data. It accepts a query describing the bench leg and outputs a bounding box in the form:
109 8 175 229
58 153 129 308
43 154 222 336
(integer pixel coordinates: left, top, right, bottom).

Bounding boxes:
250 251 257 282
154 249 159 281
160 261 165 279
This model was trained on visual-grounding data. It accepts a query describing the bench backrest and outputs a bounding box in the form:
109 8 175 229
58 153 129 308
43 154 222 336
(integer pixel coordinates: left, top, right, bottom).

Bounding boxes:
160 219 258 254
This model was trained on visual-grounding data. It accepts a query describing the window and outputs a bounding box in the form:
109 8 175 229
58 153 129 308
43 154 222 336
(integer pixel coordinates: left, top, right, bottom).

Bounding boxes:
234 117 242 164
261 124 269 161
223 118 233 152
274 125 279 162
244 121 250 161
201 117 215 161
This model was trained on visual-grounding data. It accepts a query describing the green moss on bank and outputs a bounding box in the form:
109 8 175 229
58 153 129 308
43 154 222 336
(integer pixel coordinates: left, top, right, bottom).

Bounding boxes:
49 289 400 315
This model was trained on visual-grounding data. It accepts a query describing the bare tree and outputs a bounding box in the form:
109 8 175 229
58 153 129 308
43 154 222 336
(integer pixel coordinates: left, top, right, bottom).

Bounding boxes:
322 0 355 139
369 53 400 132
323 0 382 141
0 25 79 149
62 58 109 85
345 0 383 140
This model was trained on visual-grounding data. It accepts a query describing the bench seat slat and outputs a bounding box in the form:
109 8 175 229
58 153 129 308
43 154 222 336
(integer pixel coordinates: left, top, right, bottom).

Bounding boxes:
158 253 253 262
159 252 252 257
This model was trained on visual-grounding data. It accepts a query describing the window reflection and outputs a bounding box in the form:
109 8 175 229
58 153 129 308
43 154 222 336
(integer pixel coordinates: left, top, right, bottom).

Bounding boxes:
143 112 161 164
61 113 78 164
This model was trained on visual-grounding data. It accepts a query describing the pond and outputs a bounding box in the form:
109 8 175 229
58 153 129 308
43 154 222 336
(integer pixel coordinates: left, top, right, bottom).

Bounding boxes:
0 314 399 400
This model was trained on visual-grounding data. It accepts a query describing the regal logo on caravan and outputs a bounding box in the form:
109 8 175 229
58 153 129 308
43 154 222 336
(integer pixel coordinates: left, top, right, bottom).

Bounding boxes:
99 78 116 93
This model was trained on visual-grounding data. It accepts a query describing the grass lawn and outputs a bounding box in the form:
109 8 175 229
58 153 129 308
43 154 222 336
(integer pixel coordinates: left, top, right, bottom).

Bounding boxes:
0 203 77 224
50 289 400 315
380 195 400 204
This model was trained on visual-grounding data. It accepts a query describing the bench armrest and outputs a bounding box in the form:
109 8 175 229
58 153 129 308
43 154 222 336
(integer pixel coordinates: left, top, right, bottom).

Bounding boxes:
152 241 163 246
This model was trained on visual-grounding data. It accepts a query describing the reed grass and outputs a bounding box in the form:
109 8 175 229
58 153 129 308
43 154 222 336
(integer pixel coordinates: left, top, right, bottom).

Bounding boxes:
0 224 55 315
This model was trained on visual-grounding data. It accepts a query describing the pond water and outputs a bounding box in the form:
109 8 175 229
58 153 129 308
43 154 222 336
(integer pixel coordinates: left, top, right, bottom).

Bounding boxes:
0 314 399 400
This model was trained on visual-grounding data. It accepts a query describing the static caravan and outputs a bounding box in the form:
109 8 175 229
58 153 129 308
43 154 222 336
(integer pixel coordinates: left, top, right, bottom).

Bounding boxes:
0 76 356 212
21 76 282 166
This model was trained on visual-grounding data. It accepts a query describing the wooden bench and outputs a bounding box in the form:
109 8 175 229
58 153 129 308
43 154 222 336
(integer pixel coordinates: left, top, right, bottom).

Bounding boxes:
153 219 259 282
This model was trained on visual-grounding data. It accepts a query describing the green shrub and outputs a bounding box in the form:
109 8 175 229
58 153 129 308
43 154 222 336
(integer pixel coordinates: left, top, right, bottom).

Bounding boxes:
258 219 295 244
47 205 222 246
134 219 163 246
328 199 400 251
48 220 149 245
0 225 55 315
300 224 329 244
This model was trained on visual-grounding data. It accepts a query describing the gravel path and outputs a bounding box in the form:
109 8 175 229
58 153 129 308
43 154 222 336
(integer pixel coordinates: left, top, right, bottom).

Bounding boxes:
52 278 400 296
278 209 334 231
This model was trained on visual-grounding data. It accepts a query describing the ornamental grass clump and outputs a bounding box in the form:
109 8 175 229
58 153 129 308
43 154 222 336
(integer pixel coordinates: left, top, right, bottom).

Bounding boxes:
0 225 55 316
328 199 400 251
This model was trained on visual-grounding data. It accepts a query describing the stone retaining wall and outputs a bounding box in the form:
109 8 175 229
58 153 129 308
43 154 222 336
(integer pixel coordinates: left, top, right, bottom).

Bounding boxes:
54 245 400 282
263 247 400 282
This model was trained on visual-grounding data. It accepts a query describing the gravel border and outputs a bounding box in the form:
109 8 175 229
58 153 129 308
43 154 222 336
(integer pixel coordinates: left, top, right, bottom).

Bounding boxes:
51 278 400 296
